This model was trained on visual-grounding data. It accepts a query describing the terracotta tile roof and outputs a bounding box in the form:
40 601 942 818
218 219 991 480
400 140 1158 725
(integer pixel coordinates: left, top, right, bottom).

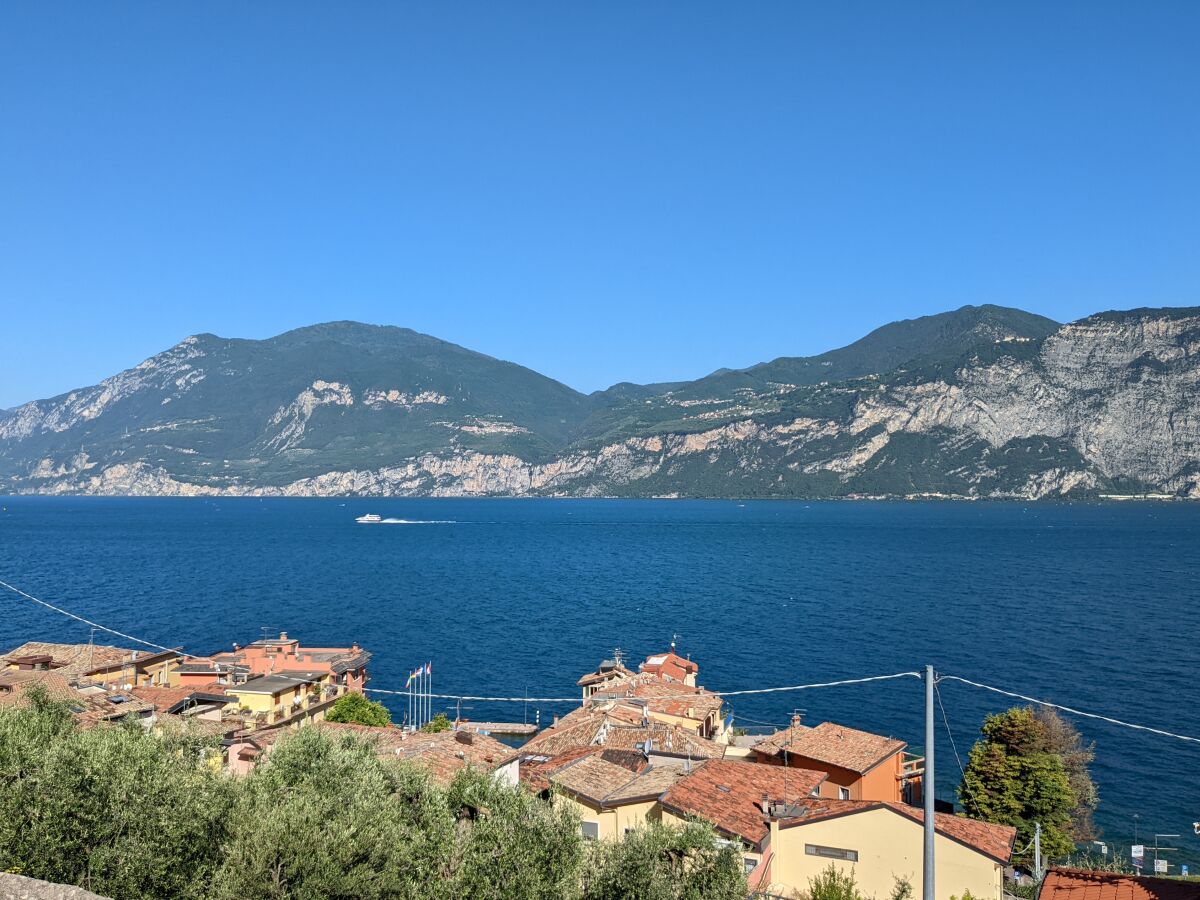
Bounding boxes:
129 683 230 713
774 799 1016 864
552 755 687 807
591 676 724 719
1039 868 1200 900
1 641 139 680
753 720 812 755
604 765 687 803
71 692 156 729
577 662 635 687
552 754 646 804
760 721 906 774
518 746 606 792
659 759 828 847
0 670 78 705
639 650 698 683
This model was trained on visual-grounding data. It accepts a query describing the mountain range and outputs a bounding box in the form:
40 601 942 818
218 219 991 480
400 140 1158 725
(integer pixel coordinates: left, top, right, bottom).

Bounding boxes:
3 305 1198 499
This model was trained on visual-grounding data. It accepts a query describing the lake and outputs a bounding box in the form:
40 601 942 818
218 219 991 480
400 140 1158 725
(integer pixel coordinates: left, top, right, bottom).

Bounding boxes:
1 497 1196 866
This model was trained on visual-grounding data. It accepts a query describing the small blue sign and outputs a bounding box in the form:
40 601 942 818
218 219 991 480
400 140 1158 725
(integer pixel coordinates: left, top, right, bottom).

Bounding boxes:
1182 865 1189 877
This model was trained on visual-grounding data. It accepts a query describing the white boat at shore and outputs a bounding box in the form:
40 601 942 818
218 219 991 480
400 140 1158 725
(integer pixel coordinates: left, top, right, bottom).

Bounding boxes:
355 513 383 524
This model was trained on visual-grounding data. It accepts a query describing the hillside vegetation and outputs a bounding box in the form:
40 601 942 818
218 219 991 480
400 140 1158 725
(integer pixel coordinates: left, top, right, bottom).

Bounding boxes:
2 305 1198 499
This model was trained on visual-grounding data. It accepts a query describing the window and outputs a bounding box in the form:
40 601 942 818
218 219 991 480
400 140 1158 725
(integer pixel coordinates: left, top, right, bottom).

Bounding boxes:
806 844 858 862
838 787 851 800
581 822 599 841
743 857 758 875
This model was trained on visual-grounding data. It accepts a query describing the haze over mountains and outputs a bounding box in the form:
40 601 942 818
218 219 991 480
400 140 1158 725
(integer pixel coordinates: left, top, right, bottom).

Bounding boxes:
2 305 1198 499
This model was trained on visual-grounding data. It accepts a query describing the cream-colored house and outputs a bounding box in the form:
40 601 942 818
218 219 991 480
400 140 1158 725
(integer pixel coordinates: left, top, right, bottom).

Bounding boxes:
658 759 1014 900
548 754 684 841
766 802 1014 900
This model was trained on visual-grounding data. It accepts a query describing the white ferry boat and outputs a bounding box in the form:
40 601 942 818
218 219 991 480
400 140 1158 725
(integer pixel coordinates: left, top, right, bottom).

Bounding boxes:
355 513 383 524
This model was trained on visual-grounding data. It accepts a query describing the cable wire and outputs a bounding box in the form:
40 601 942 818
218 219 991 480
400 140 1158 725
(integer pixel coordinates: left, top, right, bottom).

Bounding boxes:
0 577 202 659
939 673 1200 744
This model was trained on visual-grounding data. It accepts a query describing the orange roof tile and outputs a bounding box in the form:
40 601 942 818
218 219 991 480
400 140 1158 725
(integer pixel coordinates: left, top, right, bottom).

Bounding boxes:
659 759 827 847
760 721 906 774
1039 868 1200 900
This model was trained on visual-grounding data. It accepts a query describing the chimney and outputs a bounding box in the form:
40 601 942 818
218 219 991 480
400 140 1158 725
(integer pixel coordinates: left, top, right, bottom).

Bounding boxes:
790 712 803 729
232 643 240 652
351 642 360 653
279 632 288 641
761 793 770 816
552 715 559 727
455 731 474 745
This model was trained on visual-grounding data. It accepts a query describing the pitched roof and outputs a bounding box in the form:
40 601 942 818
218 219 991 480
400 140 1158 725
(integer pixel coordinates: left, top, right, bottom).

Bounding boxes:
640 650 698 677
525 706 727 762
515 746 647 793
1039 868 1200 900
1 641 139 679
759 721 906 774
775 799 1017 864
659 759 828 847
129 683 231 713
591 675 724 719
552 754 648 804
577 662 635 687
0 670 78 706
551 754 687 807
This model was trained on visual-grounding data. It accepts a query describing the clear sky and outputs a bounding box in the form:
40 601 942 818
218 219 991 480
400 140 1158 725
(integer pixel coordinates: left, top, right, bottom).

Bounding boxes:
1 3 1197 407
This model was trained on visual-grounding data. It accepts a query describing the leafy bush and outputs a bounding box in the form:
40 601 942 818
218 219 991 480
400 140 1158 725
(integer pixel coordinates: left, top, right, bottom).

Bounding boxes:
0 689 233 899
325 691 391 726
805 864 865 900
580 820 746 900
420 712 452 733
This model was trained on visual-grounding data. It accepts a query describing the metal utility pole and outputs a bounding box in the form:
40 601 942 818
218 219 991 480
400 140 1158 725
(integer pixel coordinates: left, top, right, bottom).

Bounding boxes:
1034 822 1043 881
924 665 936 900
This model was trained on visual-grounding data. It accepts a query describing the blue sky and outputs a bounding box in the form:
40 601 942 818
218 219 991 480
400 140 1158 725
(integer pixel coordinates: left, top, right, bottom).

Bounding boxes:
1 3 1197 407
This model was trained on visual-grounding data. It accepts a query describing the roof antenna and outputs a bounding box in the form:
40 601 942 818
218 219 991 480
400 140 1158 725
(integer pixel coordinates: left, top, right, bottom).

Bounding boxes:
612 647 624 667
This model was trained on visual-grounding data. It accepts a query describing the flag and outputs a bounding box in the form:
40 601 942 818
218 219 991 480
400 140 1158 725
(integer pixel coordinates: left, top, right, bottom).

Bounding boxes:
425 662 432 676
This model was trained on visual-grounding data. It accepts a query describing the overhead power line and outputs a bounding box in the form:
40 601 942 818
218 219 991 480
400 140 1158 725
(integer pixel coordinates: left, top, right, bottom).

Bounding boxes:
0 578 202 660
5 576 1200 744
939 673 1200 744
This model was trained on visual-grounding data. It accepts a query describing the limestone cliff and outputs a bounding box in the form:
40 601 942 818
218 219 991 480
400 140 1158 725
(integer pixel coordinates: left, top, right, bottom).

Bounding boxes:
2 308 1196 499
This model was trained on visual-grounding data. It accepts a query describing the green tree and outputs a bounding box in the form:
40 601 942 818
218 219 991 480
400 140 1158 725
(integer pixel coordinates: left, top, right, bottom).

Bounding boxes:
805 864 865 900
958 707 1077 861
421 712 452 733
0 688 234 899
580 820 746 900
1033 707 1098 842
325 691 392 726
212 727 455 899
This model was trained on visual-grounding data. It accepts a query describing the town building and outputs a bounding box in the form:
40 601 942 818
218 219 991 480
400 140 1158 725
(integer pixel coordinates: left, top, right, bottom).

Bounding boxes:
175 632 370 694
522 702 726 766
577 656 636 700
589 674 727 741
658 758 1013 899
1 641 181 687
754 715 924 804
544 753 687 840
638 644 699 686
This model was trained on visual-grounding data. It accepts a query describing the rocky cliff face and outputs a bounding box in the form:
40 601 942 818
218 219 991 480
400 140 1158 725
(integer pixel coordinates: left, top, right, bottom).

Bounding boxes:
2 308 1197 499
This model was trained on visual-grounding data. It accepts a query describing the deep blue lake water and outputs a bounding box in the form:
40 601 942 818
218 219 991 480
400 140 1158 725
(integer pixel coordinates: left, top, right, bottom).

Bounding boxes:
1 497 1196 866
